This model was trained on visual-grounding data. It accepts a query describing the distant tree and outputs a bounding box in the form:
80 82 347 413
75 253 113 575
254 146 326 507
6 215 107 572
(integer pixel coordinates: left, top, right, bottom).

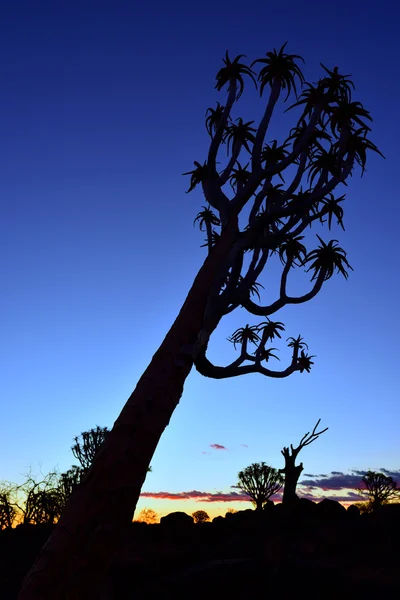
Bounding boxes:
71 426 110 473
58 465 84 506
226 508 238 514
71 425 152 476
237 462 284 511
135 508 158 524
352 501 372 514
21 45 383 598
358 470 400 512
192 509 210 523
11 469 64 525
280 418 328 507
0 483 16 529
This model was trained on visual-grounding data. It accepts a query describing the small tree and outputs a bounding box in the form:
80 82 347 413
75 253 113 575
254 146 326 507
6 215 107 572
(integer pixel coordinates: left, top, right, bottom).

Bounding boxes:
71 425 152 477
237 462 283 511
280 418 328 507
358 470 400 512
10 469 64 525
192 509 210 523
0 483 16 529
21 45 383 598
353 501 373 514
58 465 84 506
135 508 158 524
71 426 109 473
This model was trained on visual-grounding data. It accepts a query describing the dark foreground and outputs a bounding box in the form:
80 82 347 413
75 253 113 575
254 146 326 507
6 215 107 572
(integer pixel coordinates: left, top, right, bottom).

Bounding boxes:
1 500 399 599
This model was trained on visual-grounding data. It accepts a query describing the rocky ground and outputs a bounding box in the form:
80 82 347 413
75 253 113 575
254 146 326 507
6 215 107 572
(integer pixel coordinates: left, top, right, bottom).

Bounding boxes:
1 500 399 599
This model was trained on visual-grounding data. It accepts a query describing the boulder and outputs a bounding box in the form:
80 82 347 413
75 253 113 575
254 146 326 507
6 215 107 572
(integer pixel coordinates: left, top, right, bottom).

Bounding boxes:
160 511 193 528
316 498 346 519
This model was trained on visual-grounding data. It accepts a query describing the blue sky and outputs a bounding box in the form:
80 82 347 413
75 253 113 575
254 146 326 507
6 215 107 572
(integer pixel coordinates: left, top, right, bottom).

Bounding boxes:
1 0 399 518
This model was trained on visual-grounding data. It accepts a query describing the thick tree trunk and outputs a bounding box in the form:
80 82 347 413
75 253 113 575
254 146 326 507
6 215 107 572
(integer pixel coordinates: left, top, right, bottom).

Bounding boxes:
281 460 303 509
19 221 238 599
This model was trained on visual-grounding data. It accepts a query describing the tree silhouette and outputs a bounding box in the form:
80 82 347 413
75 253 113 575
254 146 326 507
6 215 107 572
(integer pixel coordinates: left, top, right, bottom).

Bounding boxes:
58 465 84 506
71 426 109 473
20 44 383 599
192 509 210 523
358 470 400 512
280 419 328 507
226 507 238 514
237 462 283 511
71 425 152 478
10 469 64 526
135 508 158 524
0 483 16 529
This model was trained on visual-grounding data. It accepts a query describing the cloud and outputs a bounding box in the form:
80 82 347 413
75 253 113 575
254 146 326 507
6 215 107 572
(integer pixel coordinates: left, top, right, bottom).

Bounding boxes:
379 468 400 481
299 468 400 493
201 452 210 455
204 492 250 503
300 473 363 491
140 490 251 503
210 444 228 451
140 488 358 505
140 468 400 507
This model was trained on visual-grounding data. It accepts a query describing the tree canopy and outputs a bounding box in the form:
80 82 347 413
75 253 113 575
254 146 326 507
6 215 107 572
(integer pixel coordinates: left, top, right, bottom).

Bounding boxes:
358 470 400 511
183 45 383 382
237 462 284 511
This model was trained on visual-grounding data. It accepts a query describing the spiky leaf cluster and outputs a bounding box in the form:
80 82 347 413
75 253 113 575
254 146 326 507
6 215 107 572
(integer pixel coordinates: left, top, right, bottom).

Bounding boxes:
181 44 382 381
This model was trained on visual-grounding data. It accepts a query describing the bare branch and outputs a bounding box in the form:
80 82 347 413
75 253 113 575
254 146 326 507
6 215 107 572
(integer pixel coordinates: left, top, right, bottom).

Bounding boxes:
219 148 241 187
283 150 308 200
251 80 281 175
297 419 329 449
242 267 326 316
202 79 237 220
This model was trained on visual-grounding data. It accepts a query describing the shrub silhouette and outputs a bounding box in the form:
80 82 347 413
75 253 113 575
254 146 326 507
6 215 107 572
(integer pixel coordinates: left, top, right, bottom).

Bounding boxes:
135 508 158 524
192 510 210 523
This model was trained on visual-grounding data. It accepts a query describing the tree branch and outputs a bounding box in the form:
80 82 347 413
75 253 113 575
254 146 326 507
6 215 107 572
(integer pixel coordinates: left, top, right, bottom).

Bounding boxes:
242 267 326 316
202 79 238 221
283 150 308 200
195 348 301 379
251 79 281 175
269 106 322 176
219 146 241 187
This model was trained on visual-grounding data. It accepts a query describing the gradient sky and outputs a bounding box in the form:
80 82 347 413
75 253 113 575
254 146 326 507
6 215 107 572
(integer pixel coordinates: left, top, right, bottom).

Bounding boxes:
1 0 399 519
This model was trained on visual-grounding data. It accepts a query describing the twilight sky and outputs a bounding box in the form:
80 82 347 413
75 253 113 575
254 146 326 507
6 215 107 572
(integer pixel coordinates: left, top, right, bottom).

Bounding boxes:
1 0 399 519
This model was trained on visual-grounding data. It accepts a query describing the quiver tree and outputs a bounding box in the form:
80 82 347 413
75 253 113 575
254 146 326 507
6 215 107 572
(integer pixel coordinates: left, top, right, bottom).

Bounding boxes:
358 470 400 512
70 425 151 479
58 465 85 506
71 426 109 473
280 418 328 507
237 462 284 511
20 44 383 599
